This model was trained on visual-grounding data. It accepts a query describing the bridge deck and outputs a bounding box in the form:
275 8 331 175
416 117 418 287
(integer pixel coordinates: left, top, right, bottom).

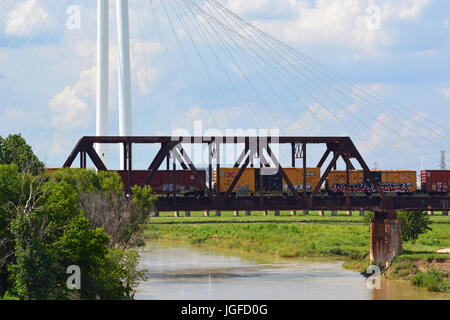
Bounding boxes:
154 194 449 212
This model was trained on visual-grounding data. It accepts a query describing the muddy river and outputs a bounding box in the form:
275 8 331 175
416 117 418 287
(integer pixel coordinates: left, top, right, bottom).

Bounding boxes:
135 243 449 300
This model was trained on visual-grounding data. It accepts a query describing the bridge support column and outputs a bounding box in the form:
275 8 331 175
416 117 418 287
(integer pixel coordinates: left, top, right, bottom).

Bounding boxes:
233 211 239 217
153 211 159 218
303 210 309 216
290 210 296 216
274 211 280 216
318 211 325 216
174 211 180 218
443 211 449 216
245 211 251 216
428 210 433 216
185 211 191 217
370 212 402 268
346 210 352 216
331 211 337 216
204 210 210 217
263 210 268 216
359 210 365 216
215 211 221 217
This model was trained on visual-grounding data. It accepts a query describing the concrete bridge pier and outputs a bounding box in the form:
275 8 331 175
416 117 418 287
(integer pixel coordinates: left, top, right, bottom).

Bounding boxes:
443 211 449 216
303 210 309 215
359 210 365 216
185 211 191 217
204 210 210 217
290 210 296 216
263 210 268 216
233 211 239 217
153 211 159 217
245 211 251 216
318 211 325 216
215 211 221 217
331 211 337 216
174 211 180 218
274 211 281 216
370 212 402 268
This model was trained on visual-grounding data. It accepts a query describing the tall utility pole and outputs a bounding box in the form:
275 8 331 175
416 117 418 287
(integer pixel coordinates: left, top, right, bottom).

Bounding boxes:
441 151 446 170
96 0 109 165
117 0 132 170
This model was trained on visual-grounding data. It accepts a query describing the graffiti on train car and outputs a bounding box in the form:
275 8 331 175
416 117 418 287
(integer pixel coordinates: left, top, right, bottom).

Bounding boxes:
331 182 411 193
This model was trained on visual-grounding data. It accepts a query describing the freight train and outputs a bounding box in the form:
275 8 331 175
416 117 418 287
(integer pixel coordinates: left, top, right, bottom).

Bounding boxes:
214 168 420 194
214 167 321 193
124 168 450 195
49 168 450 195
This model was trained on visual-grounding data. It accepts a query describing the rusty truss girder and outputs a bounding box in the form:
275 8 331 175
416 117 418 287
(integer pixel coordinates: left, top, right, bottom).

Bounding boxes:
153 195 449 212
62 136 448 213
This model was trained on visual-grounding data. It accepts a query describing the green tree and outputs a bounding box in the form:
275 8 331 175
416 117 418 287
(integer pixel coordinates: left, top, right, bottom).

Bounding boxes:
397 210 432 244
364 210 432 243
98 171 125 195
0 164 22 298
52 168 101 194
10 212 60 300
56 215 111 300
0 136 153 299
40 180 79 242
0 134 44 175
103 249 148 299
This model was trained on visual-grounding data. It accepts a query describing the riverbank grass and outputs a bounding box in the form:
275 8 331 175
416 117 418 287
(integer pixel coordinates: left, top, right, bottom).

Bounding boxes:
145 215 450 293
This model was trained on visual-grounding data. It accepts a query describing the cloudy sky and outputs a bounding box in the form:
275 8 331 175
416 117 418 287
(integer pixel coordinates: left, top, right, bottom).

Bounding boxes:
0 0 448 171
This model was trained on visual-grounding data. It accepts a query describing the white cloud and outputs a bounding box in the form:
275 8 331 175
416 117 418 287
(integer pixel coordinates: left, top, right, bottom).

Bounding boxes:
229 63 244 77
47 37 164 129
49 66 96 129
287 103 338 135
441 87 450 99
172 105 243 132
223 0 432 52
397 0 431 20
5 0 49 36
356 110 444 156
130 40 164 94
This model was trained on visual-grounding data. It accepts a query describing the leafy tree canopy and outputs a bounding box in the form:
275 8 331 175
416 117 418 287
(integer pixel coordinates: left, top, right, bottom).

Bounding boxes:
0 134 44 175
397 210 432 244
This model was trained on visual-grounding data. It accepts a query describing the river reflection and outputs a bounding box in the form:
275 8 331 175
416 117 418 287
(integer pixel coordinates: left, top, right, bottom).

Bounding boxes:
135 243 448 300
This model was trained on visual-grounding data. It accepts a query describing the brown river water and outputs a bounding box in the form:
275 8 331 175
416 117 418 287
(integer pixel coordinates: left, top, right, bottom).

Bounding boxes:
135 243 449 300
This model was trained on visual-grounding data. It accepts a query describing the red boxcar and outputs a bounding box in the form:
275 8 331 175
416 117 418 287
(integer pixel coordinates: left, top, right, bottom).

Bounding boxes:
117 170 206 194
421 170 450 193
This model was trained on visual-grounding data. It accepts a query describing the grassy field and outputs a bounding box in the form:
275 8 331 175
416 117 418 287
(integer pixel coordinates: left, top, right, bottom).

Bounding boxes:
151 210 450 224
144 211 450 292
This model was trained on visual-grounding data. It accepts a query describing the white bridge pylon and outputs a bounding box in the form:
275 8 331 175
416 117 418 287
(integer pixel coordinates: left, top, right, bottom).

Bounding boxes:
96 0 133 169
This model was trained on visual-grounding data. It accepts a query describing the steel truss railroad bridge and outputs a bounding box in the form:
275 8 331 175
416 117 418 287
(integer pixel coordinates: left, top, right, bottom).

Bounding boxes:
63 136 449 214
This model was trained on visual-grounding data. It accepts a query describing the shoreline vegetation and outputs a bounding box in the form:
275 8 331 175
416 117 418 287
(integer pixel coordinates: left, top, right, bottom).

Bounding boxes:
144 211 450 294
0 134 156 300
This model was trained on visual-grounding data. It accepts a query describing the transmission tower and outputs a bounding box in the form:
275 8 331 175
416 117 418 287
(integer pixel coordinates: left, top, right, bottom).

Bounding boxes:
440 151 446 170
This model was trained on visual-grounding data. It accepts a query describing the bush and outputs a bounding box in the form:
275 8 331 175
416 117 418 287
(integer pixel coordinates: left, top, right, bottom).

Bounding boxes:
411 269 449 292
364 210 432 243
397 211 432 243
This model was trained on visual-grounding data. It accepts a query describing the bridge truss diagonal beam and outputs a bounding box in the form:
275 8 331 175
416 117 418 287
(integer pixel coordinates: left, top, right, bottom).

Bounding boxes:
62 136 422 213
